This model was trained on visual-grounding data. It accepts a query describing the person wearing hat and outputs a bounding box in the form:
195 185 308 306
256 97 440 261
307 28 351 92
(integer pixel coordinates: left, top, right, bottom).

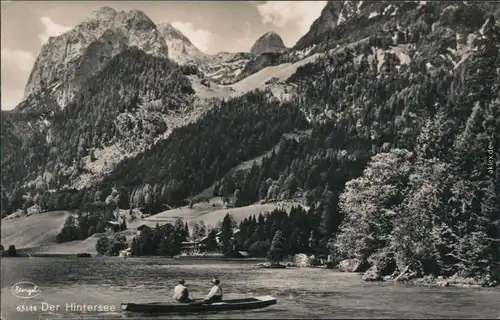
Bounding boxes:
173 279 191 303
204 277 223 303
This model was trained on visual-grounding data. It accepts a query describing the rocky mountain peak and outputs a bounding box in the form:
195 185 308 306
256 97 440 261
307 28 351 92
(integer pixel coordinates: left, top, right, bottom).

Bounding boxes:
250 31 286 55
121 9 156 30
157 22 209 65
23 7 168 108
87 6 117 22
157 23 192 44
263 31 279 38
85 7 154 30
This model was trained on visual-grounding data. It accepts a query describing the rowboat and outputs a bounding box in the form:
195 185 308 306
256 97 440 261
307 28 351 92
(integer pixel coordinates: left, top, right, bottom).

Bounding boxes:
121 295 277 313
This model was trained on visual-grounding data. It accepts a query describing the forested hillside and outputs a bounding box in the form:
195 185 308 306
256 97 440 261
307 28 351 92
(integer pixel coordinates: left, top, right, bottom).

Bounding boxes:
1 91 60 186
97 91 309 210
2 47 195 210
211 5 500 284
2 1 499 285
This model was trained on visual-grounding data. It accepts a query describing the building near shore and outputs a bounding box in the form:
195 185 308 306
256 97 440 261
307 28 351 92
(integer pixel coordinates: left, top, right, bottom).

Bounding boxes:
180 228 243 255
181 235 210 255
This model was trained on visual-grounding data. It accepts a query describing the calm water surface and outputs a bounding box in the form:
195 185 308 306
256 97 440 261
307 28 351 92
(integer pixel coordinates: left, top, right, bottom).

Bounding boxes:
1 257 500 319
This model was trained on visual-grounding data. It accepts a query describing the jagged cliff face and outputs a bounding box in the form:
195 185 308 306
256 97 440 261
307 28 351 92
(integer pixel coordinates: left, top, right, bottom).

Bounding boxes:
156 22 254 84
295 1 500 50
157 22 260 85
157 23 209 65
250 31 287 55
294 1 367 48
23 7 169 108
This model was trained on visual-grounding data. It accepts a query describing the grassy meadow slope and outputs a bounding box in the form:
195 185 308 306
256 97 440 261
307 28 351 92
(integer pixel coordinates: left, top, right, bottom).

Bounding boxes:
128 198 300 229
1 211 72 250
1 127 308 255
1 199 300 255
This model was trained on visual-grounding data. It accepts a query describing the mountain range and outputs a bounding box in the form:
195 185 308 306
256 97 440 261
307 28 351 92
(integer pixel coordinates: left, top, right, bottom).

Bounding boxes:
1 1 500 283
2 5 292 192
23 6 290 111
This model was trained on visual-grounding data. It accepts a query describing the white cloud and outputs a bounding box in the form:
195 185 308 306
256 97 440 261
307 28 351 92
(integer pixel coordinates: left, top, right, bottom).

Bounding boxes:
1 48 35 73
171 21 212 52
256 1 327 36
237 21 253 46
38 16 71 44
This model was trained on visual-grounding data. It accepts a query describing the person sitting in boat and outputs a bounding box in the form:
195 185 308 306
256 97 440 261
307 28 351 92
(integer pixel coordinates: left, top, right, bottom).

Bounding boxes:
204 277 223 303
173 279 191 303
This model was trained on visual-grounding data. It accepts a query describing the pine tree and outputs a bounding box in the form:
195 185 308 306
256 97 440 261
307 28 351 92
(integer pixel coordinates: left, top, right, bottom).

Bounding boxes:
205 229 219 251
319 186 335 238
289 227 302 254
267 230 286 263
173 219 187 253
7 244 17 257
130 237 140 256
158 236 169 257
481 180 500 282
220 214 234 254
96 236 110 255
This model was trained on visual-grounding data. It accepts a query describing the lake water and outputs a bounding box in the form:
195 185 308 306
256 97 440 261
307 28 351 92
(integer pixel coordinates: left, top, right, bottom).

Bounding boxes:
1 257 500 319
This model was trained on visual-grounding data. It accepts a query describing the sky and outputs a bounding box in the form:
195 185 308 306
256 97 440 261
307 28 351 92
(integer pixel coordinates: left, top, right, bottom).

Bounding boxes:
1 1 327 110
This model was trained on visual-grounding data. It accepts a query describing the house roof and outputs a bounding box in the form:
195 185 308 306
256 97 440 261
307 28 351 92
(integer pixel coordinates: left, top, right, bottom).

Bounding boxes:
181 241 200 245
137 224 151 230
198 235 209 242
216 228 240 236
181 241 207 248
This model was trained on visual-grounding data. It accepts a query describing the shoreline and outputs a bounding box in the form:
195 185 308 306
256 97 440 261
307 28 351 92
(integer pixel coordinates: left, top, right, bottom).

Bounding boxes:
396 275 500 289
2 252 90 258
357 271 500 289
1 251 268 262
4 251 499 289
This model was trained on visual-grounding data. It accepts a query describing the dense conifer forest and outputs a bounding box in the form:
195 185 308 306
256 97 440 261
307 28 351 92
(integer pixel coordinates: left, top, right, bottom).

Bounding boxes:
1 1 499 286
